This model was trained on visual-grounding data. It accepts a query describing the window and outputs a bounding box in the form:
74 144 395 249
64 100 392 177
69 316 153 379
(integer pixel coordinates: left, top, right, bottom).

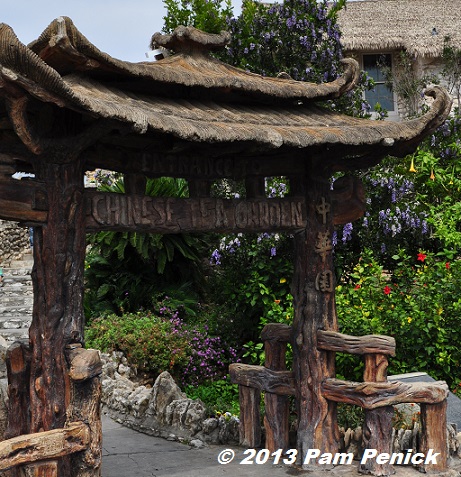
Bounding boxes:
363 54 395 114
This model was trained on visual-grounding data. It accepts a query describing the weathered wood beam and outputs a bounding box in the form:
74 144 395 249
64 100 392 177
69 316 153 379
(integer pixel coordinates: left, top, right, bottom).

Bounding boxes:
264 334 290 452
188 179 211 198
67 374 102 477
291 171 340 463
24 461 58 477
418 401 448 473
5 341 31 442
85 150 306 180
238 386 261 448
229 363 295 396
317 330 396 356
0 422 90 471
322 378 449 409
260 323 292 343
0 179 47 223
123 173 146 196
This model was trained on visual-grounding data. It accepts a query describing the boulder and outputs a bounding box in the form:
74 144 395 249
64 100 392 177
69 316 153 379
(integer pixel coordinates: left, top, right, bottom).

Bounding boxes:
0 336 8 379
0 378 8 440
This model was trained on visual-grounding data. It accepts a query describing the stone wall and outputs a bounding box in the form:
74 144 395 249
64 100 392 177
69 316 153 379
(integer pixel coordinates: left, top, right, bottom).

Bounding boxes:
0 220 30 265
100 353 240 447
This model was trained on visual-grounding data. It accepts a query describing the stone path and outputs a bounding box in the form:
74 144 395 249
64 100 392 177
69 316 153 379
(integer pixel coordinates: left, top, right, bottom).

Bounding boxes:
0 251 33 343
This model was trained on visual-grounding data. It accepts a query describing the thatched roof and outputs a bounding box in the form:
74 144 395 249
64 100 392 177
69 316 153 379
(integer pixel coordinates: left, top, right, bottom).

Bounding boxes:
0 17 452 172
338 0 461 58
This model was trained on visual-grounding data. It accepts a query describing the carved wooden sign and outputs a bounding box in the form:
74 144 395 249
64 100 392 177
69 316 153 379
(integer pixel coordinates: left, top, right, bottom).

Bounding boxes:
86 152 304 180
84 191 306 233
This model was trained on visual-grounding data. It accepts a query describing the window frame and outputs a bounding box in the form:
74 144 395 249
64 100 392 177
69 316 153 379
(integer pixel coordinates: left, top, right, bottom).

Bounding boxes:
361 52 399 120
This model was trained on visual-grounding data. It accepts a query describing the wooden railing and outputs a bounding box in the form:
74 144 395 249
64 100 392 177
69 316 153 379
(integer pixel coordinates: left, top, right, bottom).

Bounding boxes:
2 342 102 477
230 323 449 475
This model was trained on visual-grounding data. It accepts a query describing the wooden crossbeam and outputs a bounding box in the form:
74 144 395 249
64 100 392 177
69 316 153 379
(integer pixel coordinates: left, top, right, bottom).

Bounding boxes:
260 323 292 343
0 179 47 223
0 422 90 471
229 363 295 396
0 176 365 230
322 378 448 409
317 330 396 356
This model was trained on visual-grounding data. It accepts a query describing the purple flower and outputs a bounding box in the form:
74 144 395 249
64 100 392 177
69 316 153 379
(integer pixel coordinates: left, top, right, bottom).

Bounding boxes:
270 247 277 257
342 222 353 243
210 249 222 265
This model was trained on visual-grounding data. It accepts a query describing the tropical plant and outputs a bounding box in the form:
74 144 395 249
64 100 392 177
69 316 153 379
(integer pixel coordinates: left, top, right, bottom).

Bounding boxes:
84 176 205 316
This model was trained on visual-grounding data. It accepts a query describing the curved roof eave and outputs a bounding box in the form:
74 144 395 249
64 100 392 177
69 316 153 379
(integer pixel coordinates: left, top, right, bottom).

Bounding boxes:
0 19 452 167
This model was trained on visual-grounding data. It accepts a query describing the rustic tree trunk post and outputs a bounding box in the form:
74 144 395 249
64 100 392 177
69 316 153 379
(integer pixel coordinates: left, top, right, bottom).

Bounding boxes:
418 401 448 473
360 353 393 476
4 341 31 477
238 385 261 448
66 345 103 477
24 461 58 477
263 328 290 452
291 168 339 466
26 158 87 476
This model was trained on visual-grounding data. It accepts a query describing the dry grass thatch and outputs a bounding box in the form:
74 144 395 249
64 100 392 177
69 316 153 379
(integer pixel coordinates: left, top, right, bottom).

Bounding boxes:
0 17 452 162
338 0 461 57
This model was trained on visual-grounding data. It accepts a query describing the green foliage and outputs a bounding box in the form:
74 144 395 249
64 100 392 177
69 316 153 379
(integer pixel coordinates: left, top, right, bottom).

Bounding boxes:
162 0 233 34
184 378 240 416
208 231 293 343
86 303 239 385
86 312 192 379
85 176 205 316
337 404 364 430
336 249 461 388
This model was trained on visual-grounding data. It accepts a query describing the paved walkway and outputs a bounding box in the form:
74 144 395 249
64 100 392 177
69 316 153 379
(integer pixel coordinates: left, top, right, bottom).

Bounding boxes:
101 414 461 477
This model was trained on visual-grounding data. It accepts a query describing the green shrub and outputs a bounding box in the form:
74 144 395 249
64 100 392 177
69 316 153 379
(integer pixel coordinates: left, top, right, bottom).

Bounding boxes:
86 312 191 380
184 378 240 416
86 302 240 386
336 248 461 388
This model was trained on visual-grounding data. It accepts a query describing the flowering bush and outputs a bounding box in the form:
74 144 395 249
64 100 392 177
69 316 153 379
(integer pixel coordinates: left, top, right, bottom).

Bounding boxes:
336 249 461 388
85 301 239 386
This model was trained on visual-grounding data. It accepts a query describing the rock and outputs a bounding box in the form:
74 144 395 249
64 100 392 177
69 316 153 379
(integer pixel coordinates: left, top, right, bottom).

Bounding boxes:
202 417 218 434
150 371 186 417
190 439 205 448
0 378 8 440
0 336 8 379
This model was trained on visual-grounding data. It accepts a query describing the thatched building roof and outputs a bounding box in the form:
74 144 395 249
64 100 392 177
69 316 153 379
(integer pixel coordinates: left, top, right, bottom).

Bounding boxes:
338 0 461 58
0 17 452 174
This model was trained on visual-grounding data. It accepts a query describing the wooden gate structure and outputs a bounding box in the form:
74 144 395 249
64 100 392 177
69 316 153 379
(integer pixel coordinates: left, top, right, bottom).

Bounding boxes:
0 18 452 476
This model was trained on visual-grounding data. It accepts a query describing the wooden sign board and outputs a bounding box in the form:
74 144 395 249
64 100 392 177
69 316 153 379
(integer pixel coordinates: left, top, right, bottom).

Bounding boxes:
86 152 304 180
85 191 306 234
